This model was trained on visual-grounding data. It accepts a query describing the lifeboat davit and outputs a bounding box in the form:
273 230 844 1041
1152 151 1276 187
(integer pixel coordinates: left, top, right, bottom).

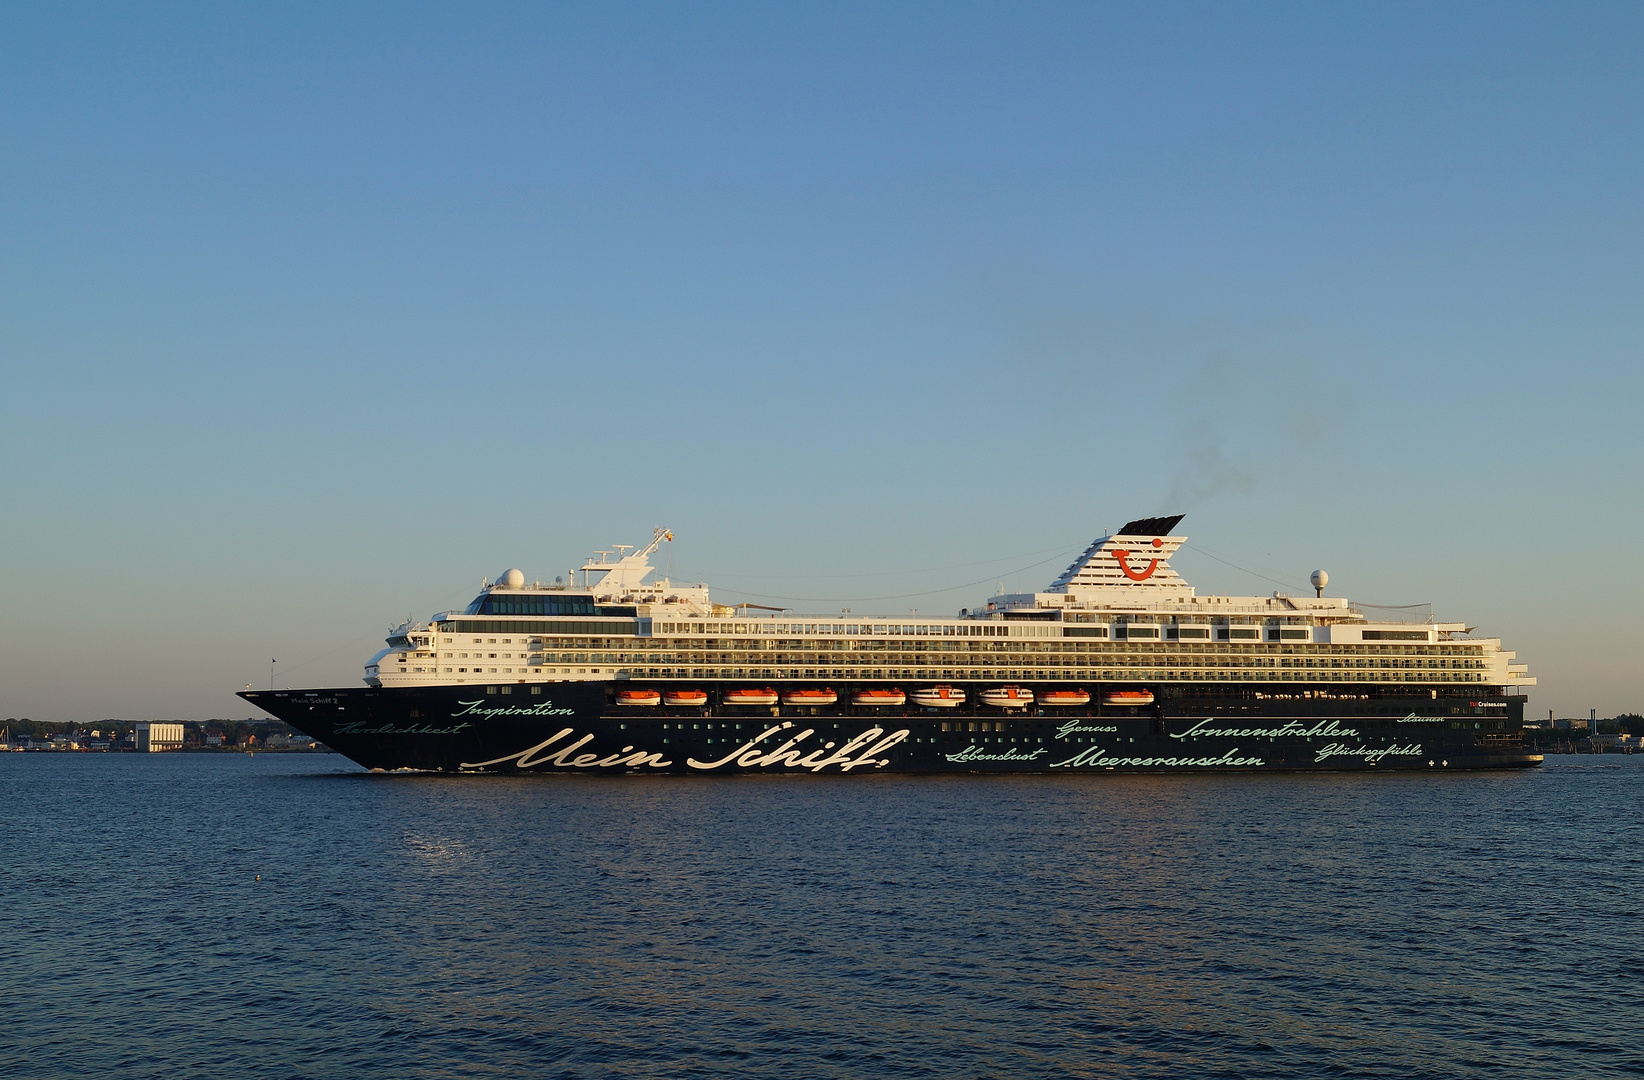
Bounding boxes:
1038 689 1091 707
722 688 779 706
852 688 906 707
1101 690 1155 707
781 688 837 706
981 686 1034 709
662 689 708 707
910 685 966 708
615 688 661 707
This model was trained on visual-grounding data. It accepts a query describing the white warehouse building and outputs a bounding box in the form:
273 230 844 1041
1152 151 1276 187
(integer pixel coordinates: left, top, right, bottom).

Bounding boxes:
135 722 184 752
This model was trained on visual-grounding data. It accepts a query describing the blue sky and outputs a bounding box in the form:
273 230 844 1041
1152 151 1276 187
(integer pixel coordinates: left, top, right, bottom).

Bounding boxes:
2 3 1640 721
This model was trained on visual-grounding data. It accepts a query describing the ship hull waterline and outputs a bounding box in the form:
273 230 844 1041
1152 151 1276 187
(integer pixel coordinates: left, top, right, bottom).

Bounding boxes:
241 685 1541 775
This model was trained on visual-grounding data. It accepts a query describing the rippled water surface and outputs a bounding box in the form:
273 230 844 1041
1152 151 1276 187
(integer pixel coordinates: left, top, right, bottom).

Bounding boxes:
3 754 1642 1078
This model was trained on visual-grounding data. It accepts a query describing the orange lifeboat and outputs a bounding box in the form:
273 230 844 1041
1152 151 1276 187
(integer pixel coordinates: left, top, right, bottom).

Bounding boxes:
910 685 966 708
851 688 906 707
722 688 779 706
981 685 1034 709
780 688 837 706
662 689 708 707
615 688 661 707
1101 690 1155 707
1039 689 1091 707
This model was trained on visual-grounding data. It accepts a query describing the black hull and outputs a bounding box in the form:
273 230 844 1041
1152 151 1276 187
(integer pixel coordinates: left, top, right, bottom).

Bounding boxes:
240 684 1541 775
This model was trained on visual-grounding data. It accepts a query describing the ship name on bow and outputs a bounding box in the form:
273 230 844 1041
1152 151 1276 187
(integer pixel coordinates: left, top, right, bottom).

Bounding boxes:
461 728 671 771
687 722 909 773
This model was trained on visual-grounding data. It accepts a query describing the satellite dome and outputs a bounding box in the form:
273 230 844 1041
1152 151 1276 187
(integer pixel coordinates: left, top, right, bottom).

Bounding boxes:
500 568 525 588
1310 569 1329 597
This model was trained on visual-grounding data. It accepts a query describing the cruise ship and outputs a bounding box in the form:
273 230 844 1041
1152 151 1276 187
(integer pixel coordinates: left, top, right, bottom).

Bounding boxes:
241 517 1540 774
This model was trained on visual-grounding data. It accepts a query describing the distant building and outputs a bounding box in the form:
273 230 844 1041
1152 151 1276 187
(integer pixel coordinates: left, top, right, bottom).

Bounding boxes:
135 722 184 752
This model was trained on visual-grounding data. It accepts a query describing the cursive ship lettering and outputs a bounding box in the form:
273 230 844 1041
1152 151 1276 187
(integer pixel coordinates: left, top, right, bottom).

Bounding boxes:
1398 713 1444 723
451 699 579 719
1051 746 1265 768
335 720 473 736
459 728 671 770
1170 718 1357 740
686 721 909 772
1314 742 1423 763
1053 722 1118 738
945 745 1047 763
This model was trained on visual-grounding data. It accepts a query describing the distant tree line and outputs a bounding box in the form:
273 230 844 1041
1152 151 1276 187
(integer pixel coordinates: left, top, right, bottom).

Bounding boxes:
1603 714 1644 735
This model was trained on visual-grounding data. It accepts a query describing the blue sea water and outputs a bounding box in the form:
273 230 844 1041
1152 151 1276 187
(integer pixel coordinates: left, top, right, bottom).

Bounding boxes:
2 753 1642 1079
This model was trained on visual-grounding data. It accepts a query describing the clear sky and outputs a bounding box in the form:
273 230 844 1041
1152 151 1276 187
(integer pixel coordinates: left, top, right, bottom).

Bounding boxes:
2 3 1640 723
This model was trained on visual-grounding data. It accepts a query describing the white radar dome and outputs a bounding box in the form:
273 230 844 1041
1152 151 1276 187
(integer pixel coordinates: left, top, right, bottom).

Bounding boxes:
500 568 525 588
1310 569 1329 597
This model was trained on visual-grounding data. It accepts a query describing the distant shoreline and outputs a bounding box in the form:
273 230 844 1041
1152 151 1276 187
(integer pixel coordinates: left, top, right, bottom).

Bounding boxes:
2 746 335 755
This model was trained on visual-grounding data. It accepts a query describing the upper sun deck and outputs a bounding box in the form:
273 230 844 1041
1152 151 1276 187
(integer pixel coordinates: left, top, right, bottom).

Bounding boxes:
370 518 1533 688
428 518 1502 647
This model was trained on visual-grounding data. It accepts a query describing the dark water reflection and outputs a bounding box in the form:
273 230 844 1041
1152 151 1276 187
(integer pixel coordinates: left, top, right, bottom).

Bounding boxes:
3 754 1641 1078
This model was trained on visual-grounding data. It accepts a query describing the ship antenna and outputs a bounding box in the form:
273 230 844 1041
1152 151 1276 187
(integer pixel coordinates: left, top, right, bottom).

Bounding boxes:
635 527 673 562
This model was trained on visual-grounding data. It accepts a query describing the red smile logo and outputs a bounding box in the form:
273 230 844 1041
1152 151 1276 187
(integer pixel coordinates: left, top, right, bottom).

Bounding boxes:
1112 537 1165 581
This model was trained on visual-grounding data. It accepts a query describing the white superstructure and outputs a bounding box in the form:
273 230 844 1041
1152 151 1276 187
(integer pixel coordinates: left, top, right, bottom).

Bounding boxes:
364 519 1534 693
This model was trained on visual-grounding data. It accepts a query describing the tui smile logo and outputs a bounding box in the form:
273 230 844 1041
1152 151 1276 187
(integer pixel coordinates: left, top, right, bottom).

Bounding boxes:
1111 537 1165 581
